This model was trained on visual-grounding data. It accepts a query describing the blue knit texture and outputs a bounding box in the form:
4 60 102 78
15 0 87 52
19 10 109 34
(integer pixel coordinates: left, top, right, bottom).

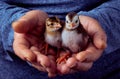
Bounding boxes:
0 0 120 79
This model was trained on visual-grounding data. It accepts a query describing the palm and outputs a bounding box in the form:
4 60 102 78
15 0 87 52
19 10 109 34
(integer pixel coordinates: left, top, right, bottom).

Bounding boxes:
57 15 107 74
16 31 45 53
12 10 57 77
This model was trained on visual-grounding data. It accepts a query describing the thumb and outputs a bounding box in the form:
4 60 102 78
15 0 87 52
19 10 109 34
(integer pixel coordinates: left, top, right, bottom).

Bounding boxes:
79 15 107 49
12 14 38 33
12 19 35 33
12 10 43 33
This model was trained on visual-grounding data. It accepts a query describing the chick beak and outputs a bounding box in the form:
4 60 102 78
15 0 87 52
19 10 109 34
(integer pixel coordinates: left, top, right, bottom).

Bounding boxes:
55 23 61 28
70 23 75 27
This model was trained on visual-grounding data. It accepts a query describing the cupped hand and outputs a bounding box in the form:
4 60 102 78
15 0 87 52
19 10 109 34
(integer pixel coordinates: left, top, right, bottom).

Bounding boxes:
12 10 57 77
57 15 107 74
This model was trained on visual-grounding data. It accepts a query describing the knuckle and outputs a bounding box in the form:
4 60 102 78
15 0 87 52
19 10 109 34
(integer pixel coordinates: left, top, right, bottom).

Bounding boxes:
84 63 93 71
40 56 50 67
24 54 36 62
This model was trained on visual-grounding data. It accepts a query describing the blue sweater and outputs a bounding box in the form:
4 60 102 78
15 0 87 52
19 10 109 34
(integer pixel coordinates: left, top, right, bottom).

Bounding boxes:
0 0 120 79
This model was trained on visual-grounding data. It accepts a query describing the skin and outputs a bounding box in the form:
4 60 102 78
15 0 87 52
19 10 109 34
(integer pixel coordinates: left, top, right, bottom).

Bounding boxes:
12 10 107 76
57 15 107 74
12 10 57 77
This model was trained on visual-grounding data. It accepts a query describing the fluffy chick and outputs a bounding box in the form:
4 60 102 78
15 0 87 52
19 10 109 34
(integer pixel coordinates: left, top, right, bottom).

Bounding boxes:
57 12 89 64
44 16 63 55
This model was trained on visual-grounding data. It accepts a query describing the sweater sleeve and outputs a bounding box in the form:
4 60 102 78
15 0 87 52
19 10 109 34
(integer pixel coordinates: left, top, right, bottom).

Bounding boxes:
0 1 29 60
78 0 120 54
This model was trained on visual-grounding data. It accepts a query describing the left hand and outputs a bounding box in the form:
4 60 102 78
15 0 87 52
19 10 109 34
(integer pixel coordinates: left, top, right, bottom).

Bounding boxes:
57 15 107 74
12 10 57 77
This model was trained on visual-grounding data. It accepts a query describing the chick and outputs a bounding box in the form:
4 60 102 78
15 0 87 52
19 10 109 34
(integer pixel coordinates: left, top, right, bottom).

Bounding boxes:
44 16 63 55
58 12 89 63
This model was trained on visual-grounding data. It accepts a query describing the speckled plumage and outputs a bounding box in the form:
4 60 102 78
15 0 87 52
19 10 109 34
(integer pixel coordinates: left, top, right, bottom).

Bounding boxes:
62 12 89 53
45 17 63 48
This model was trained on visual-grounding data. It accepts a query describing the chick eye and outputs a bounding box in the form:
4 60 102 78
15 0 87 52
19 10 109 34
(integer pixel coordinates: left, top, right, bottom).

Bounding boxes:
47 24 50 27
75 20 78 23
51 23 54 26
66 21 69 23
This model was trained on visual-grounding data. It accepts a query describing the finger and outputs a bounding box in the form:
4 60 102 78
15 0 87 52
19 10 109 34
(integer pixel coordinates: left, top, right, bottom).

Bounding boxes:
57 63 70 75
30 46 40 52
45 47 57 76
34 51 56 77
66 57 77 68
64 62 93 74
58 60 93 74
75 62 93 71
76 43 103 62
48 72 56 78
29 47 56 76
79 15 107 49
93 31 107 49
13 38 36 62
47 55 57 77
31 62 46 72
57 57 76 75
12 12 37 33
12 10 48 33
33 51 51 68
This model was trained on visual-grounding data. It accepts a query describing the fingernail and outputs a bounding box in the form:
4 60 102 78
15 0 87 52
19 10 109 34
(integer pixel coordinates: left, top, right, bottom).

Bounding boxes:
76 52 86 62
48 73 56 78
101 43 107 49
99 39 107 49
41 63 51 68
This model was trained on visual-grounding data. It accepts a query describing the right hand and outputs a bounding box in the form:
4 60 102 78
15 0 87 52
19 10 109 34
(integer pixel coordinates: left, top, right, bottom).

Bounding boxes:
57 15 107 75
12 10 57 77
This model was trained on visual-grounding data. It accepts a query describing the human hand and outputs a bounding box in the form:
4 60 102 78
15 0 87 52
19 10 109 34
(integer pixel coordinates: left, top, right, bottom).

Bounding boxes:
57 15 107 74
12 10 57 77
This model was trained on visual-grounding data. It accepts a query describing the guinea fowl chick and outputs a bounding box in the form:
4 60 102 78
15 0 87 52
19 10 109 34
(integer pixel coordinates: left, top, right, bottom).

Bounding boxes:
57 12 89 64
44 16 63 55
